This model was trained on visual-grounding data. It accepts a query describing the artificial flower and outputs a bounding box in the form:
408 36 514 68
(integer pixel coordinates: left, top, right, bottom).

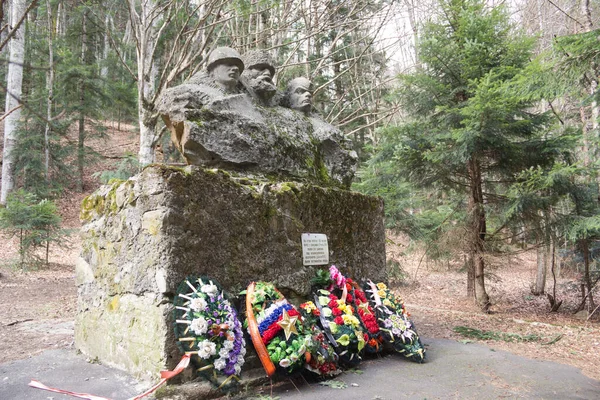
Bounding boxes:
218 347 230 358
363 280 426 363
246 281 312 376
223 339 234 351
189 297 208 312
174 276 246 386
214 358 226 370
190 316 209 335
336 334 350 346
329 265 346 288
329 323 339 334
201 282 219 297
342 314 360 328
279 359 291 368
198 340 217 359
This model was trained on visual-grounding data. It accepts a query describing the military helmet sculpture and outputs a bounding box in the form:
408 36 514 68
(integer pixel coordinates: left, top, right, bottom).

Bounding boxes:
206 47 244 73
242 50 276 77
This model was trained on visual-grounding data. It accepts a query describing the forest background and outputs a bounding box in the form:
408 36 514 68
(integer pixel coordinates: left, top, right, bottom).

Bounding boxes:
0 0 600 381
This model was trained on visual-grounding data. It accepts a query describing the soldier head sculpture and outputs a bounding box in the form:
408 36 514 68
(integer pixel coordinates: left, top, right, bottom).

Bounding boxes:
159 52 357 187
241 50 277 105
206 47 244 93
284 77 313 114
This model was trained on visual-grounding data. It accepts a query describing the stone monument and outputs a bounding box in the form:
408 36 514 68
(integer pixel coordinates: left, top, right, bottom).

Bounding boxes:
158 47 357 188
75 47 386 380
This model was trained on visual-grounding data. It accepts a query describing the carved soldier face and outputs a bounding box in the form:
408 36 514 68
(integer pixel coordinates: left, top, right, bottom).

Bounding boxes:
243 65 276 100
287 78 312 114
210 62 241 92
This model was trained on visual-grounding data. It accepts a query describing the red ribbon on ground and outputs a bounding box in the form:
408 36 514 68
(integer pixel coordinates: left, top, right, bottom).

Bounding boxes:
28 354 191 400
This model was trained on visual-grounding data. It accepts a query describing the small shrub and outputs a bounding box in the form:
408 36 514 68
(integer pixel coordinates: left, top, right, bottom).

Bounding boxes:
0 190 67 269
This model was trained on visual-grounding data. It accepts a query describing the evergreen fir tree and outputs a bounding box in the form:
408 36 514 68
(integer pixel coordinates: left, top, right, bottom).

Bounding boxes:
358 0 563 310
0 189 65 268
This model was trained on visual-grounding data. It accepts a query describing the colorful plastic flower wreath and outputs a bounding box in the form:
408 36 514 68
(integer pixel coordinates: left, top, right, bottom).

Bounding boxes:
298 301 340 376
363 281 426 363
328 266 384 354
313 288 365 366
245 281 313 376
173 277 246 388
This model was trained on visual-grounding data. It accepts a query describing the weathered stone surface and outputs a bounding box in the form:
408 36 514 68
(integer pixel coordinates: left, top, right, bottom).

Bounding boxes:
76 165 386 378
157 47 358 189
158 89 358 188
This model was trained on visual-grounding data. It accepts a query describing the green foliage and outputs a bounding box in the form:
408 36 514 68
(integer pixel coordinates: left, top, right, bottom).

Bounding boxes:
0 190 67 269
311 268 332 291
9 0 122 196
453 326 541 343
11 103 77 198
92 153 140 183
357 0 566 266
553 28 600 104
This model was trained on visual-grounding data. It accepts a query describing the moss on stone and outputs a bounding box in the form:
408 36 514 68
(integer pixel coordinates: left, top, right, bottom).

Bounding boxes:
81 194 105 222
270 181 299 194
108 295 120 311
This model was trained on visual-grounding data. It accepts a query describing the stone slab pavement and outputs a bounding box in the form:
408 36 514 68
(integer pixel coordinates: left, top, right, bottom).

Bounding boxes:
1 338 599 400
272 338 600 400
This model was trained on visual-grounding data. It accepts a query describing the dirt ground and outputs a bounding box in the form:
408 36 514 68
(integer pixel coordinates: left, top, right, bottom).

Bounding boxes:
0 125 599 383
387 236 600 381
0 122 139 364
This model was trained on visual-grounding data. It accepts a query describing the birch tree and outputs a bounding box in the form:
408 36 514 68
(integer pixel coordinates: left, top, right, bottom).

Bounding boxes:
43 0 53 181
1 0 29 204
124 0 227 165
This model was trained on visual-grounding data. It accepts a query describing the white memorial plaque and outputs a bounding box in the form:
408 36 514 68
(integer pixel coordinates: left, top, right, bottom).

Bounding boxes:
301 233 329 266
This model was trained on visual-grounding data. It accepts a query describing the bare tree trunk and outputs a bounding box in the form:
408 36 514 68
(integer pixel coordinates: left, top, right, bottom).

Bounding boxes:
0 1 9 63
56 0 65 36
45 232 50 265
1 0 27 204
101 14 110 79
534 212 549 295
467 254 475 298
534 244 547 295
555 236 562 279
77 11 87 192
467 156 490 311
129 0 159 166
580 0 597 165
44 0 54 182
547 236 563 312
581 0 593 29
404 0 420 67
581 239 595 311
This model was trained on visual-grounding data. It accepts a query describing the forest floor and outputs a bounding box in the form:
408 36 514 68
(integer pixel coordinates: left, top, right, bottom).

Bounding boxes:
0 124 599 383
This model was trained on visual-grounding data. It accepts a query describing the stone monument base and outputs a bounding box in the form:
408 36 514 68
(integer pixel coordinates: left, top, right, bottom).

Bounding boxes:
75 165 386 379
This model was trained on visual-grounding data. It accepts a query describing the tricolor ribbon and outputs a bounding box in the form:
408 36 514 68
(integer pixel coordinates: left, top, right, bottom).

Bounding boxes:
260 308 301 344
28 353 191 400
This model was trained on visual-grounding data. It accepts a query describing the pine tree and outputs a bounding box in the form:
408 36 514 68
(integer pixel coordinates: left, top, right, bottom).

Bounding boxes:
359 0 562 311
0 189 64 268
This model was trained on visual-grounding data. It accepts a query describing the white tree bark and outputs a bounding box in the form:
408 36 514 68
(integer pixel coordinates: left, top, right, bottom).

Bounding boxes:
101 14 110 79
56 1 65 36
1 0 26 204
129 0 159 166
44 0 54 181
